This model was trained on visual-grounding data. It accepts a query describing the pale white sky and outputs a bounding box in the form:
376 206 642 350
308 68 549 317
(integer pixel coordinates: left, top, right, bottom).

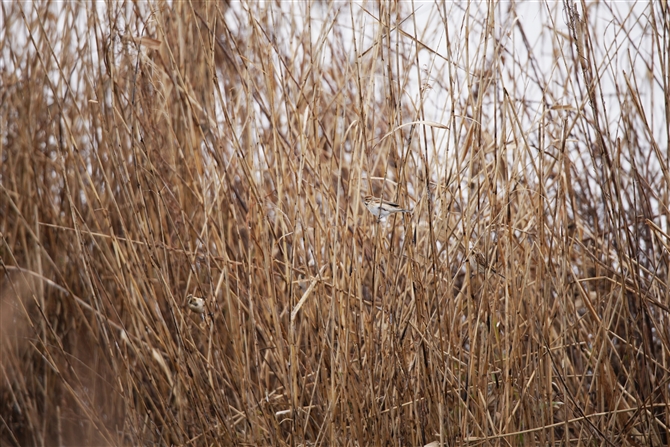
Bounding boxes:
5 1 666 228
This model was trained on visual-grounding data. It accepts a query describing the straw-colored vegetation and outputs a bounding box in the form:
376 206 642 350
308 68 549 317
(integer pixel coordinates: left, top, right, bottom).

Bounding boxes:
2 1 669 446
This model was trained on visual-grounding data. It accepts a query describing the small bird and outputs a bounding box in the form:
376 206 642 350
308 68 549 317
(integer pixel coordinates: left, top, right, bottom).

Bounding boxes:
468 248 504 278
363 195 412 220
186 294 206 314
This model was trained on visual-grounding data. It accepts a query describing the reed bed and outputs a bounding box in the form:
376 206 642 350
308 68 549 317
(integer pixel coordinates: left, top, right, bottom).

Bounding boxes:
1 1 669 446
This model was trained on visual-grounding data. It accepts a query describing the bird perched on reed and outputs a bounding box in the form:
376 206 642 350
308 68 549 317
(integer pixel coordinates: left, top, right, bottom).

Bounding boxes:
467 246 504 278
363 195 412 220
186 294 206 314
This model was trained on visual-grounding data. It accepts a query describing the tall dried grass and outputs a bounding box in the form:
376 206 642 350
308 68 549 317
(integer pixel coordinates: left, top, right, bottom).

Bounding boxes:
1 1 669 446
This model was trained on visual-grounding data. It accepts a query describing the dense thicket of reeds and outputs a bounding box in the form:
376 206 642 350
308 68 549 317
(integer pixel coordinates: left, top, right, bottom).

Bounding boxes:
2 1 669 446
